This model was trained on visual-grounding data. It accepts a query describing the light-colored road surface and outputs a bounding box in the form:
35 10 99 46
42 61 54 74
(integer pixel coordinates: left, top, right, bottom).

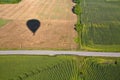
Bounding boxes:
0 50 120 57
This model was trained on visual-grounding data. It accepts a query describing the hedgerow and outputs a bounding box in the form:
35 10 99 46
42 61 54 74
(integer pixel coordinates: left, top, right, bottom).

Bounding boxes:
72 0 83 48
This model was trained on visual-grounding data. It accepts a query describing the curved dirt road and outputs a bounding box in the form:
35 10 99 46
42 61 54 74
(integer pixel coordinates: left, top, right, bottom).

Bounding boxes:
0 0 77 50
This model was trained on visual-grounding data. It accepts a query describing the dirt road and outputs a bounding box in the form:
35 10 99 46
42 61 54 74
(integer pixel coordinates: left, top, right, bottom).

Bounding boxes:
0 0 77 50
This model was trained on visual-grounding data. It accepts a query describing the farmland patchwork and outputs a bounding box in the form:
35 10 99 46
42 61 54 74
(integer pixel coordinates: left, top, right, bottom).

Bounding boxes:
0 0 120 51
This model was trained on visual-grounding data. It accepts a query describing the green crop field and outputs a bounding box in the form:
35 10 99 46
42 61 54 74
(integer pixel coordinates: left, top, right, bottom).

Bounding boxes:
0 0 21 4
0 55 78 80
0 55 120 80
80 57 120 80
79 0 120 51
0 19 8 28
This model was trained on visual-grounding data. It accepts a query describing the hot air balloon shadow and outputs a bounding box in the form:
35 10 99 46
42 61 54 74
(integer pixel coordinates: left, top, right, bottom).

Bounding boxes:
26 19 41 36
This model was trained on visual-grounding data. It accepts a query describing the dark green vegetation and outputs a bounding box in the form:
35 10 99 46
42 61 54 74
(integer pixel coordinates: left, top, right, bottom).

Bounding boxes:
0 0 21 4
73 0 120 52
0 55 120 80
72 0 83 49
0 19 8 27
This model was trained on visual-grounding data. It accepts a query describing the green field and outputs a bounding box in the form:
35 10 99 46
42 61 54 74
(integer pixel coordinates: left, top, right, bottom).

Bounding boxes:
0 19 8 28
80 0 120 51
0 55 78 80
0 55 120 80
0 0 21 4
80 57 120 80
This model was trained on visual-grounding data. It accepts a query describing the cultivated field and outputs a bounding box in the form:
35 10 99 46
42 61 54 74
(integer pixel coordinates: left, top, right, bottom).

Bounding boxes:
0 0 77 50
0 55 120 80
81 0 120 51
81 57 120 80
0 55 78 80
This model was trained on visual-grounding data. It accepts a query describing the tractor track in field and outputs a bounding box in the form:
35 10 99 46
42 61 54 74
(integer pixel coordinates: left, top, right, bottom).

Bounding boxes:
0 0 77 50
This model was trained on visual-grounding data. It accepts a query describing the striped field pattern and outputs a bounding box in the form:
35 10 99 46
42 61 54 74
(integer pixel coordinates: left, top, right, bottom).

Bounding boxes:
81 0 120 51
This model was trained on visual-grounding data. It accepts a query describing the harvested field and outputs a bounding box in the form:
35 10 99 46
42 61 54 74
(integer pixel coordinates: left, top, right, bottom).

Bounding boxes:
0 0 77 50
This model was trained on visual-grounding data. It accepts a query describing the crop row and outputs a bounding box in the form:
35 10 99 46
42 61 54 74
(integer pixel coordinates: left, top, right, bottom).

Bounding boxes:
80 0 120 51
9 59 78 80
80 58 120 80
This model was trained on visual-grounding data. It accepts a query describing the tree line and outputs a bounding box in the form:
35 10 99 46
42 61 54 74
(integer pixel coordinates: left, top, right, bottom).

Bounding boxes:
72 0 83 49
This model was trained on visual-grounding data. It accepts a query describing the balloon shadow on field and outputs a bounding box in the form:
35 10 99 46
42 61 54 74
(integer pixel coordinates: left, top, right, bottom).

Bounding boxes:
26 19 41 36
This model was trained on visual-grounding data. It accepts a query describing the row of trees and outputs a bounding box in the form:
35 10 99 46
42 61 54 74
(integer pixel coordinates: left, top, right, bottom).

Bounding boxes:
72 0 83 49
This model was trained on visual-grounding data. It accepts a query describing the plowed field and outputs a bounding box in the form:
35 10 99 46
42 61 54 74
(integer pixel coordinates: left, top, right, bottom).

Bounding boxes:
0 0 77 50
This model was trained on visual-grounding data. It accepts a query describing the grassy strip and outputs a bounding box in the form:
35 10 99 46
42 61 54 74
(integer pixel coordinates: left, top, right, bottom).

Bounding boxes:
0 0 21 4
0 19 8 28
82 45 120 52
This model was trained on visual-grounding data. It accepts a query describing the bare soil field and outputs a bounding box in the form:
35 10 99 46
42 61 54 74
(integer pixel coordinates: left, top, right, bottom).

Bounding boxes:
0 0 77 50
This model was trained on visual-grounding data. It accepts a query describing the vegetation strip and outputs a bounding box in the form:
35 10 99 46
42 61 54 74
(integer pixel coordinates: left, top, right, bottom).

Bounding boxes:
0 0 21 4
72 0 83 49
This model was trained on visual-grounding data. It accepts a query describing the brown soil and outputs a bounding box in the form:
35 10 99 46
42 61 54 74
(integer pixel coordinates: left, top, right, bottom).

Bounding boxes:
0 0 77 50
